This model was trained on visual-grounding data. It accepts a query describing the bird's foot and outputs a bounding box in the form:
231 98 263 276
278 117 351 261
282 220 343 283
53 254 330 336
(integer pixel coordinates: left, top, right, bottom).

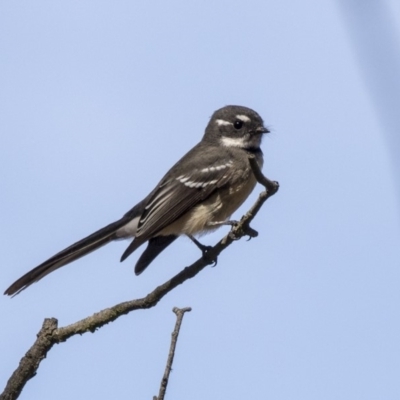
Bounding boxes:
187 235 217 266
229 222 258 241
243 226 258 240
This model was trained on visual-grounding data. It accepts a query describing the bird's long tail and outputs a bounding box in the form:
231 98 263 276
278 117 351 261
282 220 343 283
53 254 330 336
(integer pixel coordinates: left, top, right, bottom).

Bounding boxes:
4 217 131 296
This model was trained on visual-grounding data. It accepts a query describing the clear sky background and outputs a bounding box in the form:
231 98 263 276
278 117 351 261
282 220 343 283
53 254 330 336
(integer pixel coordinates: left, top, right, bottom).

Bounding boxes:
1 1 400 399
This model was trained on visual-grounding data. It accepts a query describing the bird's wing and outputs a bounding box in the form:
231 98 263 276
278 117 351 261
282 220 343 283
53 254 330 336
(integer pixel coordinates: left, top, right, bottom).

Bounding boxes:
135 158 235 239
119 147 241 263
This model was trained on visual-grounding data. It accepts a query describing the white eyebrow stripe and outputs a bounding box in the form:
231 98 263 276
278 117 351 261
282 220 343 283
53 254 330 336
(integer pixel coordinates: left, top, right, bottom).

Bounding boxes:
236 114 251 122
216 119 231 126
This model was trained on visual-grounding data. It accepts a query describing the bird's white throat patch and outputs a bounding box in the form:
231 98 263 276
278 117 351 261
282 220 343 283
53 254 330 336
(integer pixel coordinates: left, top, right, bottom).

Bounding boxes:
220 136 248 148
220 134 261 149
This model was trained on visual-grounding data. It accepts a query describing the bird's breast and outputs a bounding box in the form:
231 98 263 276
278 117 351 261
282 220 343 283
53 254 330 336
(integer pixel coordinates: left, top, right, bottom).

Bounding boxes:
159 164 259 237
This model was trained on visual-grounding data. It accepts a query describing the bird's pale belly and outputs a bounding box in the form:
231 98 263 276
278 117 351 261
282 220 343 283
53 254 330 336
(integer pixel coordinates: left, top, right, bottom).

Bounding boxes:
159 171 257 236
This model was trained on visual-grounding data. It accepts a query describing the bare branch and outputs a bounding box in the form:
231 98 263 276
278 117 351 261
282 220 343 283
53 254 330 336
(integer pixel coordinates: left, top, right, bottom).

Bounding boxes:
1 156 279 400
154 307 192 400
0 319 58 400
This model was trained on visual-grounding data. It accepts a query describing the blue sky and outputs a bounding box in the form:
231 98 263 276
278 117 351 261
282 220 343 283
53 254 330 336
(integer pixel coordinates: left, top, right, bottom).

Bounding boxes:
1 1 400 399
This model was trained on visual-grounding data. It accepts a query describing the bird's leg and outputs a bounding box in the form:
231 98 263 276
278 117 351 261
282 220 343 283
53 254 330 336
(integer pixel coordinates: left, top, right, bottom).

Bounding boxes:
187 235 217 266
208 220 258 241
207 220 239 227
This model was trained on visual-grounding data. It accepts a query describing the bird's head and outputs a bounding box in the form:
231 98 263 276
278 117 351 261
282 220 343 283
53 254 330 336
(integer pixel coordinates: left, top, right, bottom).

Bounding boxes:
203 105 269 150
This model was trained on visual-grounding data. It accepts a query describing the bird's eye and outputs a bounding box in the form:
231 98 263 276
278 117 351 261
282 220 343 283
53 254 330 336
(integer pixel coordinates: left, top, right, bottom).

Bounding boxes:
233 120 243 129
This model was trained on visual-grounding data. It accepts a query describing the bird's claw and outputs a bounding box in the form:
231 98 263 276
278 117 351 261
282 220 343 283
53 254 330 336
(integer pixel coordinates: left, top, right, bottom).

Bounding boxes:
229 224 258 241
188 235 218 266
202 246 218 267
244 226 258 239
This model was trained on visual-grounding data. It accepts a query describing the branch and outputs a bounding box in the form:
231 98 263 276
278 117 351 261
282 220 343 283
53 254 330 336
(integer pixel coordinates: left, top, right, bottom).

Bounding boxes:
0 319 58 400
154 307 192 400
0 156 279 400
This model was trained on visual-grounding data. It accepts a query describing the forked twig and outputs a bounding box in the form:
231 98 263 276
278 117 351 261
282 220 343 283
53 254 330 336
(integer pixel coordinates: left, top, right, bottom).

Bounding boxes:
153 307 192 400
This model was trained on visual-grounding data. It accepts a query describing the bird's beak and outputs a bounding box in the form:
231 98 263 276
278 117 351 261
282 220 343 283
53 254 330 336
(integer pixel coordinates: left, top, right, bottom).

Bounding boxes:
256 126 270 134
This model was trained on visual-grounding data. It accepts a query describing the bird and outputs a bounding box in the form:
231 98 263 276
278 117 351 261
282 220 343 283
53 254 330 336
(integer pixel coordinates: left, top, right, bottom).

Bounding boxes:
4 105 269 296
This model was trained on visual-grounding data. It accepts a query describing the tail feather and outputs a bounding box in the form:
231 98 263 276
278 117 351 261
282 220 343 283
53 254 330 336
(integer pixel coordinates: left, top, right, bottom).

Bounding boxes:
120 236 147 263
4 218 130 296
134 235 178 275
